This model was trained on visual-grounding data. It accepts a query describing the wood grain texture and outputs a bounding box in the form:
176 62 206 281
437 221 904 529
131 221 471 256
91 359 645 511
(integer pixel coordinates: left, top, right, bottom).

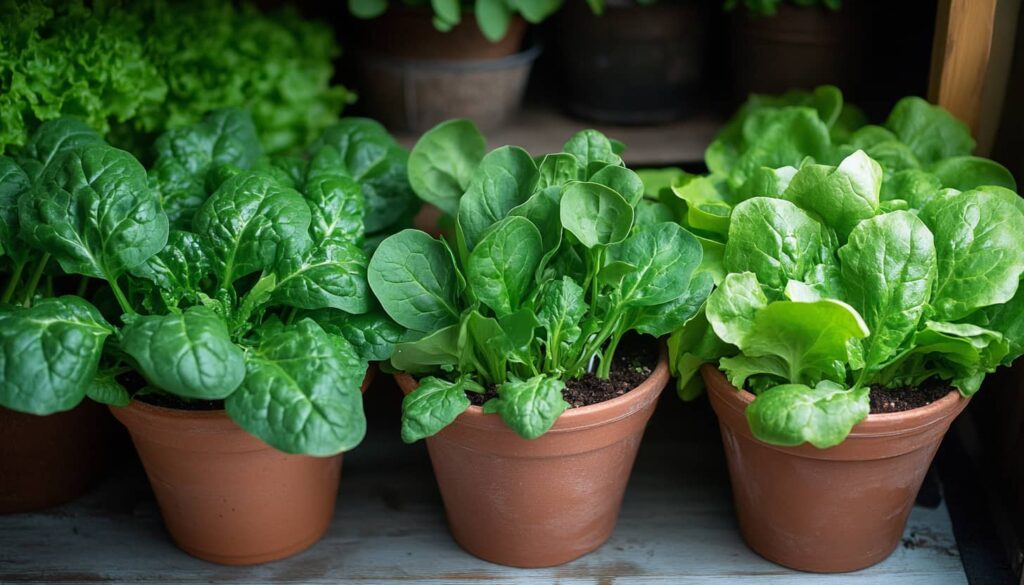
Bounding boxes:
0 393 968 584
929 0 998 136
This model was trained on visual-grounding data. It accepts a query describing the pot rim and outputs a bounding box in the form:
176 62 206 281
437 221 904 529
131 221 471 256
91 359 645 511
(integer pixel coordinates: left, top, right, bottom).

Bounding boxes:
701 364 968 439
357 42 542 71
395 345 669 434
109 365 376 435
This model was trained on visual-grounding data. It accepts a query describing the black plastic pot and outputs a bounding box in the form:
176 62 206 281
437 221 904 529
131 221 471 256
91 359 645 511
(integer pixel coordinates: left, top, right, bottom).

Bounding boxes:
556 0 707 124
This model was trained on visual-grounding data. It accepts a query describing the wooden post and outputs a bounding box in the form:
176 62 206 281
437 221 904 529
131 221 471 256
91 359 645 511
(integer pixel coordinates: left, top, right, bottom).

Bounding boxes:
928 0 998 139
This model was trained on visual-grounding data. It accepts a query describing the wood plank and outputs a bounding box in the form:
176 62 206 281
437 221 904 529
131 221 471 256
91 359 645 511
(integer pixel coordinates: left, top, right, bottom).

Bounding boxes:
929 0 998 136
0 395 968 584
394 107 722 167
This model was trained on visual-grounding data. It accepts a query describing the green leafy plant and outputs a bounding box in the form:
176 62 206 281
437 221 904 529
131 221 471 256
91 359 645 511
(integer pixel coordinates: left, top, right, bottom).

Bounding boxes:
0 0 353 155
373 119 711 442
0 111 410 456
667 145 1024 448
347 0 564 43
724 0 841 17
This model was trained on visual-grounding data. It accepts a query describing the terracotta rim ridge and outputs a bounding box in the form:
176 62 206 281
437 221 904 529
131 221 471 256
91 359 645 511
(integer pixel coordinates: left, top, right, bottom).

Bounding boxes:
702 364 967 439
395 345 669 433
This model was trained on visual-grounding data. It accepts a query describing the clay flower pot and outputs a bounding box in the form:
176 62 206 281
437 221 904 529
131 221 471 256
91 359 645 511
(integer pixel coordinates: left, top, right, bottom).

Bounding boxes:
110 368 374 565
395 350 669 568
703 365 970 573
0 401 115 513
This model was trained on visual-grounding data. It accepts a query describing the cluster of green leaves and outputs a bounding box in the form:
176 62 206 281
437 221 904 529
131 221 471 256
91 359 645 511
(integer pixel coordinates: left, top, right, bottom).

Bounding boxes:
724 0 841 17
659 90 1023 448
0 110 414 456
347 0 563 42
0 0 353 155
372 120 710 443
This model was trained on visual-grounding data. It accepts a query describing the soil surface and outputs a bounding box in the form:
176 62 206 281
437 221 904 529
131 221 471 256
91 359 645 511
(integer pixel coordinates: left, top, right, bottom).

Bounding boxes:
467 335 658 408
869 378 955 414
120 371 225 411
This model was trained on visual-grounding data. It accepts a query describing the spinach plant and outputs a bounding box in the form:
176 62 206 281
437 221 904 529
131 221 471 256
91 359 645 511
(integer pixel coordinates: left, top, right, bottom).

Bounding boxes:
374 120 710 442
0 110 406 456
347 0 564 43
669 145 1024 448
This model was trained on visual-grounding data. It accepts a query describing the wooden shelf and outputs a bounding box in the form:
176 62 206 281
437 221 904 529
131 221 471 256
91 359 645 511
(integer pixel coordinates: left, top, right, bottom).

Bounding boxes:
0 391 967 584
394 108 722 168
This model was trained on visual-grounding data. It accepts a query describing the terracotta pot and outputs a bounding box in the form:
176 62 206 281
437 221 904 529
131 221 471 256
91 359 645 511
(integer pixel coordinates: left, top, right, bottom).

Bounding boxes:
703 365 970 572
395 350 669 567
354 9 527 60
109 368 374 565
0 400 115 513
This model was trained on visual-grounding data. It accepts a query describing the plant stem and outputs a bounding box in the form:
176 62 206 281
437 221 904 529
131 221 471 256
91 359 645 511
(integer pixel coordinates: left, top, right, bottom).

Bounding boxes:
598 329 625 379
1 260 25 304
284 306 297 326
20 254 49 307
75 277 90 298
108 277 135 316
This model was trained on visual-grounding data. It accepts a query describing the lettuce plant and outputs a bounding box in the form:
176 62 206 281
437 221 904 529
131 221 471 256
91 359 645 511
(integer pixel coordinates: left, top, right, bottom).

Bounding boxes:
668 146 1024 448
371 120 711 442
347 0 563 43
0 111 409 456
0 0 353 155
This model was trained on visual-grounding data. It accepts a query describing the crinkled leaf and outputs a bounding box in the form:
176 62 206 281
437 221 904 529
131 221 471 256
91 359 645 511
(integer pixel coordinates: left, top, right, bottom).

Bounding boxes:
456 145 538 250
19 144 168 279
0 297 112 414
483 374 568 439
884 96 975 166
274 240 369 314
782 150 881 241
121 306 245 400
226 319 367 455
400 375 479 443
611 222 702 307
746 381 869 448
193 171 312 284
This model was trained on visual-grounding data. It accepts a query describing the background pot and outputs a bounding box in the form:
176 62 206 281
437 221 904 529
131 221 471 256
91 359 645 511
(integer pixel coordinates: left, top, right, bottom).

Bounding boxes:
703 365 970 573
0 401 116 513
728 3 863 101
353 9 527 60
394 351 669 567
557 0 707 124
354 45 540 133
109 369 374 565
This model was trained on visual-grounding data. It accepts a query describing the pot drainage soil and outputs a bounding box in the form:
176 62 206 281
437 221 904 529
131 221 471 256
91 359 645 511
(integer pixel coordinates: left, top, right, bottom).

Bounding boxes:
869 378 955 414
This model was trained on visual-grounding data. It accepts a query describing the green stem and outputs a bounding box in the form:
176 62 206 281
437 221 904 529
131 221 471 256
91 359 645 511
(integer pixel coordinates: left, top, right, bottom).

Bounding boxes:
1 260 25 304
108 277 135 316
20 254 50 308
75 277 90 298
598 329 625 379
284 306 297 326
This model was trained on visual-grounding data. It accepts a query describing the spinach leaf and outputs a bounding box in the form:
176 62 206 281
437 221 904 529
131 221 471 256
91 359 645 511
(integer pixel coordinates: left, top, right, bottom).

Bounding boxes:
884 96 975 166
309 307 404 362
839 211 936 373
407 119 485 216
0 297 112 414
121 306 245 400
457 146 538 250
368 229 461 332
483 375 569 439
273 240 370 314
924 188 1024 320
746 382 869 448
782 150 881 241
19 144 169 281
193 171 312 285
401 375 482 443
560 182 633 248
467 216 542 316
226 319 366 455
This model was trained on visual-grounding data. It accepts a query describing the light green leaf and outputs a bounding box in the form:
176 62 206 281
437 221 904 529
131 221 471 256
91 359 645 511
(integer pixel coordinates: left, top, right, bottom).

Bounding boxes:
746 381 869 448
706 272 768 346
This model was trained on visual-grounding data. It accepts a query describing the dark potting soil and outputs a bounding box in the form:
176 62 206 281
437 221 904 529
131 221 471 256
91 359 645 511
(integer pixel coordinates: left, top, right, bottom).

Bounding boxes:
868 377 955 414
119 371 225 411
466 335 658 408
